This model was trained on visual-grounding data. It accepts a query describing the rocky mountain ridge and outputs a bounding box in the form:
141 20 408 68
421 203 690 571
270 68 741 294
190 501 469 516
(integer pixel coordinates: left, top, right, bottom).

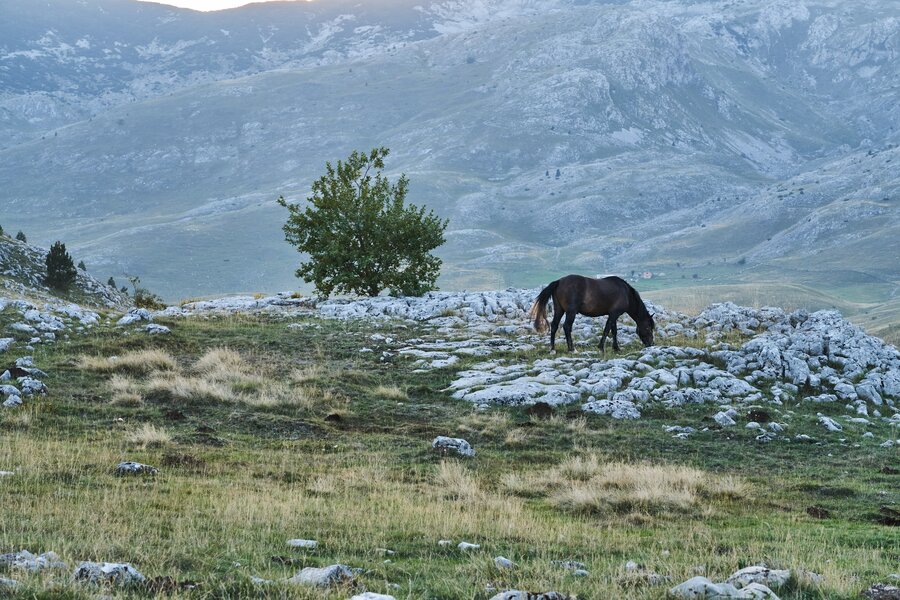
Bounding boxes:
0 0 897 303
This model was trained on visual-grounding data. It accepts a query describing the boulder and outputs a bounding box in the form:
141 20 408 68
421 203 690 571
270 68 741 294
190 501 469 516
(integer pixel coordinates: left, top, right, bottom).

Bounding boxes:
488 591 569 600
350 594 397 600
145 324 171 335
432 436 475 457
287 539 317 549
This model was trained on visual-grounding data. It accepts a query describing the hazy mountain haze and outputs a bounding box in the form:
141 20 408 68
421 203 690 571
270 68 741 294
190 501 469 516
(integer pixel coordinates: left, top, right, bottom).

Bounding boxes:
1 0 897 327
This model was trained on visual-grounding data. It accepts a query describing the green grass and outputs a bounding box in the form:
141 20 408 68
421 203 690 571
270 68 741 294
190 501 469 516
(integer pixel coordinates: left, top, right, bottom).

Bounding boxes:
0 314 898 599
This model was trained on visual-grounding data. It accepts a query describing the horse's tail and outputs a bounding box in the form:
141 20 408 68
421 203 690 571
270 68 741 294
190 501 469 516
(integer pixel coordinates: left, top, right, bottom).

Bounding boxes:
528 280 559 333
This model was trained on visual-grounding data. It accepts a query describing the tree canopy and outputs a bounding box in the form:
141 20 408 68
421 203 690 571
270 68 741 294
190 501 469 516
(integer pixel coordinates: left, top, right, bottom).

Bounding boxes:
278 147 448 298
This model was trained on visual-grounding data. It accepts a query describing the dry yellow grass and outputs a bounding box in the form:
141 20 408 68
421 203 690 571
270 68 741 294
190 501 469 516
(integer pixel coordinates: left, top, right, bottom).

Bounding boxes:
146 373 234 404
434 461 482 501
125 423 172 448
372 384 407 400
503 454 747 518
503 428 529 447
79 349 177 375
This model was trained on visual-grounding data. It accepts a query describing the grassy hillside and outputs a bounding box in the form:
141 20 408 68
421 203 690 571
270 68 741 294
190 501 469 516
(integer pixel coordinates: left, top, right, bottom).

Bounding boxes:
1 310 897 598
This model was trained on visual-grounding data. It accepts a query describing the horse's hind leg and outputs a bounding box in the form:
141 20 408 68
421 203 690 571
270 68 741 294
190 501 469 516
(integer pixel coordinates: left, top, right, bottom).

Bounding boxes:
549 305 564 351
563 310 577 352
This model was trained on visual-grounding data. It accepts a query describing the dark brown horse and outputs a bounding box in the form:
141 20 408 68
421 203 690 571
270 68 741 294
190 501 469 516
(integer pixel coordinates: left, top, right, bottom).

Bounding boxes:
528 274 655 352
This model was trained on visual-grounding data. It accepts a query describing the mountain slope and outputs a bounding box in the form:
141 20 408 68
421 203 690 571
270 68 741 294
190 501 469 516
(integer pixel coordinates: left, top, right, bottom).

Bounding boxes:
0 0 897 302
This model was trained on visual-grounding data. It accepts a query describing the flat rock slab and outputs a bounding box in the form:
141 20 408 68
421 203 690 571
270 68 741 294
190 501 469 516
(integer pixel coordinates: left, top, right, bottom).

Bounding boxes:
288 564 354 587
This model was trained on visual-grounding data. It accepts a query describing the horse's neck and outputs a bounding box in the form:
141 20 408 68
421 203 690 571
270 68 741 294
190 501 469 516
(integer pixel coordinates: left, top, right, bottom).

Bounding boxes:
626 293 645 322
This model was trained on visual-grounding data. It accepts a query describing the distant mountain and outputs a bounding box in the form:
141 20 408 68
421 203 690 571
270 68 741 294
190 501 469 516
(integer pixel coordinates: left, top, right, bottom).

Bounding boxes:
0 0 897 305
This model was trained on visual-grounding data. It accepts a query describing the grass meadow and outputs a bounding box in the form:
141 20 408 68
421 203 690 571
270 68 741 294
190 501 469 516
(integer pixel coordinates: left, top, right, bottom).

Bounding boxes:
0 312 898 598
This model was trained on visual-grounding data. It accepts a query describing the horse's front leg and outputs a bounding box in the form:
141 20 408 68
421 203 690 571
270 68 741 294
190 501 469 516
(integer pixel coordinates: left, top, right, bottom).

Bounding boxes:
563 310 577 352
599 315 614 352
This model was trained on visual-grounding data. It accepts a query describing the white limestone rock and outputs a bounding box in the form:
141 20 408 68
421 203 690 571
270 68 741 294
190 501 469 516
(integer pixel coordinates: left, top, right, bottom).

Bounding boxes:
432 436 475 457
581 397 640 419
726 566 791 590
288 564 354 587
488 591 569 600
494 556 515 569
287 539 317 549
145 324 171 335
114 461 158 476
351 593 397 600
73 561 146 586
117 308 152 326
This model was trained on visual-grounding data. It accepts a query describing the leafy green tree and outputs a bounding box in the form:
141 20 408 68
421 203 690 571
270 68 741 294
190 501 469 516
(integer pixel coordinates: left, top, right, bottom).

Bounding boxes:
107 277 117 288
44 241 77 291
278 147 448 298
77 260 86 270
15 231 26 243
0 224 4 236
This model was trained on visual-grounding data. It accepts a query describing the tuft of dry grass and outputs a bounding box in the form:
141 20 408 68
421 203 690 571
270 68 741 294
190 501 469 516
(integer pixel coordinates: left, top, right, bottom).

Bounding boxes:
434 461 482 501
125 423 172 448
503 454 747 518
458 411 511 437
503 428 529 447
145 373 234 404
372 384 407 400
79 349 177 375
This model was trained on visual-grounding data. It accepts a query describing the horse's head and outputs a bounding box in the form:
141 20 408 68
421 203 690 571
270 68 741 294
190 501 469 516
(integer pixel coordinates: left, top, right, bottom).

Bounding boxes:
637 314 655 347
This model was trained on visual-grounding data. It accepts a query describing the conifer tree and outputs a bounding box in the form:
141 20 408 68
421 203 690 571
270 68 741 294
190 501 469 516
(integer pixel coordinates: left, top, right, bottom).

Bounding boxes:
44 241 77 291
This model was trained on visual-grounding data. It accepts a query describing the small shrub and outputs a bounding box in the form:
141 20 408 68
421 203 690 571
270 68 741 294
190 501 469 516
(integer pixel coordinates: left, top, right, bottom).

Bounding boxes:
44 241 77 291
15 231 26 243
372 384 407 400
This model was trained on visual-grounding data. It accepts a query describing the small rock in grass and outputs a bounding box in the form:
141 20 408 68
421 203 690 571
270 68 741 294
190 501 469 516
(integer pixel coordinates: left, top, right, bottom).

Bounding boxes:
0 577 18 589
114 461 159 476
572 569 590 577
432 436 475 457
11 550 67 572
458 541 480 551
145 324 170 335
727 565 791 589
286 539 317 549
669 576 745 599
713 411 736 427
861 583 900 600
2 395 22 408
817 415 843 432
494 556 515 569
488 591 569 600
287 564 354 587
73 561 146 586
351 593 397 600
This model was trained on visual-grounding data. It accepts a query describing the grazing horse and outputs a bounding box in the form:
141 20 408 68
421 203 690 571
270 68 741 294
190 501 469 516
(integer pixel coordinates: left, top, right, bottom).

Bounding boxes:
528 274 655 352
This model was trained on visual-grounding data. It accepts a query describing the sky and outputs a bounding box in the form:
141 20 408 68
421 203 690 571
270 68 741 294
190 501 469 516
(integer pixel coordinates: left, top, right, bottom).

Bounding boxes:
139 0 308 11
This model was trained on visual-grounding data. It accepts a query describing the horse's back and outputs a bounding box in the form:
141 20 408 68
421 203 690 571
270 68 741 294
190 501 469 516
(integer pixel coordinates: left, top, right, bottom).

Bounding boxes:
554 274 630 316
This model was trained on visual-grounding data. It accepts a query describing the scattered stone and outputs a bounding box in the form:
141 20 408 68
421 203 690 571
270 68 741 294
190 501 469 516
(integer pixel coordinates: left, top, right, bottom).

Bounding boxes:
145 324 171 335
0 577 18 589
11 550 67 571
438 540 453 547
117 308 152 325
713 411 737 427
73 561 146 586
351 593 397 600
287 539 317 549
582 397 640 419
287 564 354 587
862 583 900 600
432 436 475 457
488 591 569 600
552 560 585 571
457 542 480 551
669 575 780 599
2 395 22 408
726 565 791 589
817 414 843 432
494 556 515 569
114 461 159 476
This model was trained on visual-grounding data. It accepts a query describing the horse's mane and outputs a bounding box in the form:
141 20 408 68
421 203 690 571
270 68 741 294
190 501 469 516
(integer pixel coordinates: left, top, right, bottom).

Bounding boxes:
626 281 653 326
